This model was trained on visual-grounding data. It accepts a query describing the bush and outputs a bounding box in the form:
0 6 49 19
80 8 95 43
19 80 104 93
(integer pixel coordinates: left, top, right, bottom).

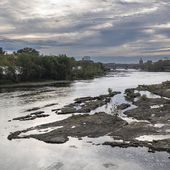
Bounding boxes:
108 88 113 95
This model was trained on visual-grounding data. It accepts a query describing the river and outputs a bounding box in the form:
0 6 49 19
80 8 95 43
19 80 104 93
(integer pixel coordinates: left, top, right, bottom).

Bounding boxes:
0 70 170 170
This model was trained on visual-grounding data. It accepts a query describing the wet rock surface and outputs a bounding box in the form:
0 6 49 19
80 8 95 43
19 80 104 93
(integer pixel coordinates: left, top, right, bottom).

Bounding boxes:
55 91 121 114
41 136 69 144
124 82 170 125
137 81 170 98
8 111 170 153
8 112 127 142
25 107 41 112
103 139 170 153
11 102 58 121
124 104 170 124
117 103 131 110
8 82 170 153
12 111 49 121
25 103 58 112
124 88 141 101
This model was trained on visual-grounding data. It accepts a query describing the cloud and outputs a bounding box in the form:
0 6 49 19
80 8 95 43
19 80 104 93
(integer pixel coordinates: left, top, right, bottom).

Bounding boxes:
0 0 170 56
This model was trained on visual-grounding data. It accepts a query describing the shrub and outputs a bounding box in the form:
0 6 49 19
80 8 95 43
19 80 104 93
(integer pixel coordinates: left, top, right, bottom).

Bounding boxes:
108 88 113 95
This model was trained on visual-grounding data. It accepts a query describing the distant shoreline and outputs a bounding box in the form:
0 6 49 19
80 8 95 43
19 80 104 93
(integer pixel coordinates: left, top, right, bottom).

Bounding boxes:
0 80 72 89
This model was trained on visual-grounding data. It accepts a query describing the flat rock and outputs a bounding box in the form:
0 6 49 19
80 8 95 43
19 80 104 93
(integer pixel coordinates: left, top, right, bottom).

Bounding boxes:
42 136 69 144
12 111 49 121
117 103 131 110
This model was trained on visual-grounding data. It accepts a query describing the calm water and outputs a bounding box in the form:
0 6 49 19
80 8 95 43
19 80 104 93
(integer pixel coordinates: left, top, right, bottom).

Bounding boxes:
0 70 170 170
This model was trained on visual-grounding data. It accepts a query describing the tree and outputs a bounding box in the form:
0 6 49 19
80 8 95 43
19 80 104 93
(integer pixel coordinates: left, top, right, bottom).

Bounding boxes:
0 67 3 79
6 65 18 82
108 88 113 95
0 47 105 83
16 53 42 81
0 47 5 55
16 47 39 56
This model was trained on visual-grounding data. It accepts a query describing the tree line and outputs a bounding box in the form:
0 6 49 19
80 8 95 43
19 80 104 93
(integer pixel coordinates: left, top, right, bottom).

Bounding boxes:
142 59 170 72
0 47 105 84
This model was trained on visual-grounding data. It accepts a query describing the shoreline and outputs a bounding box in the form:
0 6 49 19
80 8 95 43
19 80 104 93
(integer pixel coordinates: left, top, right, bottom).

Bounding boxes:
0 80 72 89
0 73 106 89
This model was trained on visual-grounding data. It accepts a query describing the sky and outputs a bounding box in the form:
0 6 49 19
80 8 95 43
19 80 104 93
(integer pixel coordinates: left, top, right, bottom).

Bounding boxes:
0 0 170 57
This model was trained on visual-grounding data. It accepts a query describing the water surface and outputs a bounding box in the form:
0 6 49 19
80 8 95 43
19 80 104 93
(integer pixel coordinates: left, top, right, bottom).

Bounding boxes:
0 70 170 170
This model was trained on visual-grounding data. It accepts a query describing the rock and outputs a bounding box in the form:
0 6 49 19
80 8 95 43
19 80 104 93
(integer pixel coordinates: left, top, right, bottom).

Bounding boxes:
7 84 170 154
8 110 170 153
12 111 49 121
43 103 58 108
52 108 60 112
103 141 139 148
117 103 131 110
35 114 49 118
57 107 77 114
8 112 127 143
75 97 93 103
25 103 58 113
148 148 155 153
137 81 170 98
103 163 117 168
25 107 40 112
56 92 120 114
125 97 170 124
30 111 45 115
78 100 107 113
124 88 141 101
41 136 68 144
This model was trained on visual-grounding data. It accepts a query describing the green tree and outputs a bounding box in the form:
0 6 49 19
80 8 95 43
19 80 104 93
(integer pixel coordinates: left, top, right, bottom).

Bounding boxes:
16 47 39 56
0 47 5 55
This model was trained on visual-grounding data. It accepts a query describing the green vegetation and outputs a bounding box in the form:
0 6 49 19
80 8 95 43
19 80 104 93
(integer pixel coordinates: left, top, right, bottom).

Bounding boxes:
72 60 104 79
142 60 170 72
108 88 113 95
0 47 105 84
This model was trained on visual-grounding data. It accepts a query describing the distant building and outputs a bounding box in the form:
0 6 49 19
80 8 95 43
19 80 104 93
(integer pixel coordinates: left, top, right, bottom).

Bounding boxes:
82 56 91 61
139 57 144 69
139 57 144 65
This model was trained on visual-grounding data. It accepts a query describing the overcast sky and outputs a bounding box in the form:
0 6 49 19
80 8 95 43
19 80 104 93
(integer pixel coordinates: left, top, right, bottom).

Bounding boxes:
0 0 170 57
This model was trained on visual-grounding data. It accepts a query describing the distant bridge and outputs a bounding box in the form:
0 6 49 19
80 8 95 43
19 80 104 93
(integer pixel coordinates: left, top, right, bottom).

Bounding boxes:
104 63 140 70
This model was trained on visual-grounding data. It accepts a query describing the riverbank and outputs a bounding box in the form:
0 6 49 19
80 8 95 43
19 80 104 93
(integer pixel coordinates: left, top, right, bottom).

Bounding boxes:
0 80 72 89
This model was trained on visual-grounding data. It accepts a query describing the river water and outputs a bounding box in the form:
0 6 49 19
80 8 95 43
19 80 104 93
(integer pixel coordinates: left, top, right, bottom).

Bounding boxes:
0 70 170 170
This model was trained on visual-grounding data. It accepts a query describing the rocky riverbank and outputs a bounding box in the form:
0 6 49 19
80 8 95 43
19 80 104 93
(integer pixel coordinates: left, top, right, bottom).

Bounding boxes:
8 81 170 153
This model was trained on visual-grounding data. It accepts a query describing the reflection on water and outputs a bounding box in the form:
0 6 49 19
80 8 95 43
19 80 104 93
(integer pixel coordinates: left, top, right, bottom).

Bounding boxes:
0 70 170 170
